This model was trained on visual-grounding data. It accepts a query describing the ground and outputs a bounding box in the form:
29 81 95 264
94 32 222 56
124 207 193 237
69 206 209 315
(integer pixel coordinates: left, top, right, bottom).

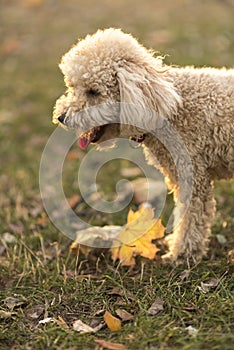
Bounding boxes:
0 0 234 349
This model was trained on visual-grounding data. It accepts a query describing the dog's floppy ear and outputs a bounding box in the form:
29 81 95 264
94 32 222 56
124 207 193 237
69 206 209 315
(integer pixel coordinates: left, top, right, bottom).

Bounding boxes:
116 61 181 134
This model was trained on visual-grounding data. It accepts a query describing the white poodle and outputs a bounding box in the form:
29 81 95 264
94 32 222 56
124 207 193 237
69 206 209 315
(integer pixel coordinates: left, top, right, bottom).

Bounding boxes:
53 28 234 263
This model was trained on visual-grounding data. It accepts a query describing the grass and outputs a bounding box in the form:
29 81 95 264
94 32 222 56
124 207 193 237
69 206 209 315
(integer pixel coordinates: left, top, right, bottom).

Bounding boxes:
0 0 234 349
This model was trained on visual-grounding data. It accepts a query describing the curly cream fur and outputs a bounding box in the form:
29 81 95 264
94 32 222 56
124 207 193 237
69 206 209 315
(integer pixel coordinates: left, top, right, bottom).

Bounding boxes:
53 28 234 263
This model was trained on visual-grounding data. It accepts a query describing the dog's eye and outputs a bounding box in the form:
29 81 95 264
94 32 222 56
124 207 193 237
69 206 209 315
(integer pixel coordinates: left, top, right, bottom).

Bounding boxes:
87 89 100 97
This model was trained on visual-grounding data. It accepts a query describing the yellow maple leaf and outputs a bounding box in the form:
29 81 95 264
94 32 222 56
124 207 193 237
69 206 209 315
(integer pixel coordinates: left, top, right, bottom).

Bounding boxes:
104 311 121 331
111 205 164 266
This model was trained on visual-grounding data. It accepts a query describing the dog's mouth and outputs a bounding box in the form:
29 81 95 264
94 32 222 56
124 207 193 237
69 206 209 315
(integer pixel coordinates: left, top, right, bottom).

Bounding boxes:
78 125 147 150
78 125 107 150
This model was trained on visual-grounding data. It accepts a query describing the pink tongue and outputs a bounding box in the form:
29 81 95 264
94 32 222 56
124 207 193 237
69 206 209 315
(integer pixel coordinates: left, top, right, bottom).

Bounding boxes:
78 136 91 150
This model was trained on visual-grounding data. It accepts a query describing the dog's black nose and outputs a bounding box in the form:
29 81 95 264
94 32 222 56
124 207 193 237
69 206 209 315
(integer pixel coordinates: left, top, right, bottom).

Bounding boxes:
58 113 66 124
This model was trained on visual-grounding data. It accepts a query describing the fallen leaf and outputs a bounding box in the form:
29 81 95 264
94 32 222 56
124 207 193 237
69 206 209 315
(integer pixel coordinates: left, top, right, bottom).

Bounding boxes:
90 318 104 328
116 298 128 306
147 298 164 315
36 215 49 226
107 287 133 300
3 294 27 310
1 232 17 244
67 194 81 209
186 325 198 337
179 269 190 281
107 287 124 296
25 304 44 319
71 225 122 255
115 309 134 321
95 339 128 350
216 234 227 244
181 304 197 312
73 320 93 333
70 205 164 266
0 310 14 318
111 205 164 266
38 317 54 324
54 315 69 329
70 243 93 258
198 279 219 294
104 311 121 331
73 319 104 333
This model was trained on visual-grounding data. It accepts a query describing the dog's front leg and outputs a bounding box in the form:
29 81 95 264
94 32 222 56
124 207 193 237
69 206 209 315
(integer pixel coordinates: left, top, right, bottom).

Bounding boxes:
163 171 216 264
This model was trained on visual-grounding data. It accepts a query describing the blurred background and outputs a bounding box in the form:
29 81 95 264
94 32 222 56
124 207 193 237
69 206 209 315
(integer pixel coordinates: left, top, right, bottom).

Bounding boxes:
0 0 234 227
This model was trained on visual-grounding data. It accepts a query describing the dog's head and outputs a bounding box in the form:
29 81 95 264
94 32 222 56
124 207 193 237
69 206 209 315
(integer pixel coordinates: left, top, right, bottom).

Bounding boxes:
53 28 181 150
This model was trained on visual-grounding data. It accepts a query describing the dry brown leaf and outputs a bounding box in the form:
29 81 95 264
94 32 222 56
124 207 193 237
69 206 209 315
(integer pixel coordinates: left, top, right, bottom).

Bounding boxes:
36 215 49 226
38 317 54 325
179 269 190 281
25 304 44 320
70 243 93 257
198 279 219 294
73 320 94 333
147 298 164 315
0 310 14 318
116 298 128 306
107 287 125 296
70 225 122 256
107 287 133 300
3 294 27 310
67 195 81 209
111 205 164 266
228 250 234 265
95 339 128 350
54 315 69 329
115 309 134 321
104 311 121 332
73 319 104 333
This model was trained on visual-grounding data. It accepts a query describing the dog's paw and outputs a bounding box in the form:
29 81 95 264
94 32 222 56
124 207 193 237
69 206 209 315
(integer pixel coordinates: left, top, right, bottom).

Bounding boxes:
161 252 178 265
161 250 203 266
162 253 189 266
163 233 175 247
